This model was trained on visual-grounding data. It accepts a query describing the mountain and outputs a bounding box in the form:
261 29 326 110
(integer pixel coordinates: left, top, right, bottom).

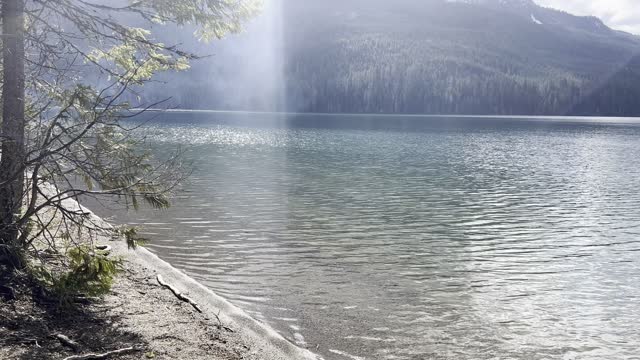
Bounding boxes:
139 0 640 116
446 0 613 36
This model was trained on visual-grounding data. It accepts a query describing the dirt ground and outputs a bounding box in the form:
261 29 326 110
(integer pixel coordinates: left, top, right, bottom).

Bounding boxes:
0 257 251 360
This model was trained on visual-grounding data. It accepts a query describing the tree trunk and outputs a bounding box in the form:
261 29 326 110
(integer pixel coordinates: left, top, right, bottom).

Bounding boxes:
0 0 26 268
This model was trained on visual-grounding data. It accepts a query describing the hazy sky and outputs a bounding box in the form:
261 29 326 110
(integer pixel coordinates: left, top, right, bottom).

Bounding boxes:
536 0 640 34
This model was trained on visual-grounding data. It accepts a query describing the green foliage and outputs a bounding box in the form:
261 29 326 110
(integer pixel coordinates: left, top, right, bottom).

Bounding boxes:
32 245 122 306
139 0 263 41
118 225 148 250
1 0 258 292
88 27 191 85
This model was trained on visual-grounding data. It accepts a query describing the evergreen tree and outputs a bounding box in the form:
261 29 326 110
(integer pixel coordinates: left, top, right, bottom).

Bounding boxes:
0 0 259 278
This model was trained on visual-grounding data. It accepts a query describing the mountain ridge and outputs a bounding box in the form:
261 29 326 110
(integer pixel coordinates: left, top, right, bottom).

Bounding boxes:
135 0 640 116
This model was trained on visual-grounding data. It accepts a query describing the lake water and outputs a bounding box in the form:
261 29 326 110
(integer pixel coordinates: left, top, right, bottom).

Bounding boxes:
116 112 640 359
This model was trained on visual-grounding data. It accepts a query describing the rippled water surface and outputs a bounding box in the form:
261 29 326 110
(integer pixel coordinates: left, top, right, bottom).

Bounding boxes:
115 113 640 359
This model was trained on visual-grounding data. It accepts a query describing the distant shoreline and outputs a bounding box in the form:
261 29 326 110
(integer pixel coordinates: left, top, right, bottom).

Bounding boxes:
131 108 640 122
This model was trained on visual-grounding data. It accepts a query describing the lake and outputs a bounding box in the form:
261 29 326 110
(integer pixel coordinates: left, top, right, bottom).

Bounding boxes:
114 112 640 359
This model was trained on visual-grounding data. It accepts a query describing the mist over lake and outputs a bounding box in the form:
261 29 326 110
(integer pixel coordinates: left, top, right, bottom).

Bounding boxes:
111 112 640 360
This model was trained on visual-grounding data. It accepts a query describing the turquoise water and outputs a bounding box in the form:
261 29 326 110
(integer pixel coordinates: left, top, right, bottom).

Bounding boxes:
117 113 640 359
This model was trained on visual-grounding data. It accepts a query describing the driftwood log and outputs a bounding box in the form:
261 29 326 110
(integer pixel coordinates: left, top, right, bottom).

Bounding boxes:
62 346 141 360
156 274 203 313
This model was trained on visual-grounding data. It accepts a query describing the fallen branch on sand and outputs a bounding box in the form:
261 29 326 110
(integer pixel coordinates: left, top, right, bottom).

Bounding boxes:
156 275 230 331
156 274 202 313
55 334 80 351
62 346 141 360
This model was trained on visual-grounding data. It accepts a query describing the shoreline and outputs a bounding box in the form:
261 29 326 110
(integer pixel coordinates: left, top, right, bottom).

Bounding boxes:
70 184 322 359
108 238 321 360
131 108 640 122
1 184 321 360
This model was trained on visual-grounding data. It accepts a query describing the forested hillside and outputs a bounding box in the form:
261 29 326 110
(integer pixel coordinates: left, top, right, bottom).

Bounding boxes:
138 0 640 116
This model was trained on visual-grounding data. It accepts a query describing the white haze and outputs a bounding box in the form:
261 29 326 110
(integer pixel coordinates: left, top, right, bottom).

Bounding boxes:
536 0 640 34
141 0 286 113
210 0 286 112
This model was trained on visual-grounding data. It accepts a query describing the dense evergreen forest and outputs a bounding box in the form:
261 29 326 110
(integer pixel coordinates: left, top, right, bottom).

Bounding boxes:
136 0 640 116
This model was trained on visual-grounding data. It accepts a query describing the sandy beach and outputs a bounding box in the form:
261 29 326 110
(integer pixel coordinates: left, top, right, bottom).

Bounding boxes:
0 187 320 360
